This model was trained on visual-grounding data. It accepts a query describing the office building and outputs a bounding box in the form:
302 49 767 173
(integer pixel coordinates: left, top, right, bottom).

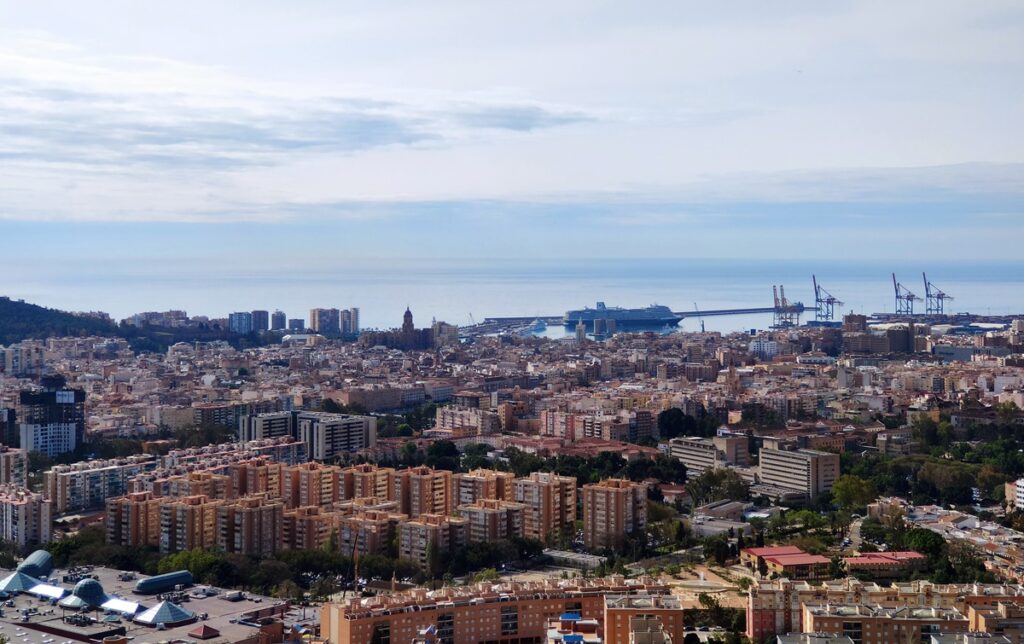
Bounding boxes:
458 499 526 543
582 478 647 551
393 466 452 517
238 411 296 442
228 312 253 334
271 310 287 331
513 471 577 544
348 307 359 335
288 318 305 331
251 310 270 332
759 448 840 499
0 485 51 547
44 455 159 513
452 468 514 506
19 375 86 457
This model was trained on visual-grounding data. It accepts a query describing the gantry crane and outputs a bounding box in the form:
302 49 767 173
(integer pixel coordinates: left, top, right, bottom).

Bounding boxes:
812 275 843 321
923 272 954 315
893 273 921 316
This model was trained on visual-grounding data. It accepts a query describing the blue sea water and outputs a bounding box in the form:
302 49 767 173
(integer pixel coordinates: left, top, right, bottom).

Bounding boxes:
2 258 1023 333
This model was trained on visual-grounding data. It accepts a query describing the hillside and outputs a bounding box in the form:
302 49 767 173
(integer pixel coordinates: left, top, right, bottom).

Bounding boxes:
0 296 117 345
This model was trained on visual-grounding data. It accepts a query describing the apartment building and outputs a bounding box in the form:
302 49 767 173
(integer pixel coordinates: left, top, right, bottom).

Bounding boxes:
458 499 526 543
320 576 674 644
668 434 749 476
801 603 967 644
393 466 452 517
746 577 1024 642
540 410 579 440
582 478 647 551
283 505 336 550
434 405 500 435
336 510 405 559
297 412 376 461
44 455 158 513
159 494 222 553
398 513 467 571
759 447 840 499
215 494 284 555
342 463 395 501
283 462 342 509
0 485 51 547
230 457 285 498
513 472 577 544
238 411 295 442
452 468 514 506
107 491 162 548
0 447 28 486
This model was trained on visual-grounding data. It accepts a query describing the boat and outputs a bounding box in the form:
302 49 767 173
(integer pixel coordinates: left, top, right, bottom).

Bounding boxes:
563 302 683 330
517 318 547 337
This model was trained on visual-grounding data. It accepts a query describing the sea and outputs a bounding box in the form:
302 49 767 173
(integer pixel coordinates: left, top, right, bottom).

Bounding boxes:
4 258 1024 335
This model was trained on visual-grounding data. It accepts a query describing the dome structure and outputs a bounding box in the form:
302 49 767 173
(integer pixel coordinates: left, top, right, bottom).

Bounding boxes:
16 550 53 579
59 578 109 609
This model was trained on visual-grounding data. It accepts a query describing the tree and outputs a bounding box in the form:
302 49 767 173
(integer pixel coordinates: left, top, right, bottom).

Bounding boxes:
832 475 877 512
687 468 750 505
904 528 945 561
684 633 702 644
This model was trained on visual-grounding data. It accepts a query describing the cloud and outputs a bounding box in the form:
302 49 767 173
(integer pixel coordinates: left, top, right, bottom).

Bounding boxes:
0 36 595 172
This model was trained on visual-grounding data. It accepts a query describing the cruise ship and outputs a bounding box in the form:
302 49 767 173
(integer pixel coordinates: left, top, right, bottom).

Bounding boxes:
562 302 683 330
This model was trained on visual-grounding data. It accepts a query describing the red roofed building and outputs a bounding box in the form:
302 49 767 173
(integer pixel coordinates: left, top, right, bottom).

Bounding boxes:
762 553 832 580
741 546 805 571
843 551 926 581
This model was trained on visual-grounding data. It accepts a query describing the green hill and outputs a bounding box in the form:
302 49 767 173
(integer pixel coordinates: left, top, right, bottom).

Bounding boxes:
0 296 117 345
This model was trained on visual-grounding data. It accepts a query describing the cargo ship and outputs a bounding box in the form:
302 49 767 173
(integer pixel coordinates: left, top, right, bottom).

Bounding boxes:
563 302 683 330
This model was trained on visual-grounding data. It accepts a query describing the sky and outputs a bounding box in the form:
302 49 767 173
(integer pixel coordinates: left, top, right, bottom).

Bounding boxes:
1 1 1023 285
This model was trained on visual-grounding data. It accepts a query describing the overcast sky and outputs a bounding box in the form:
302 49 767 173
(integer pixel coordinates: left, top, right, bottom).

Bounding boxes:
1 1 1022 262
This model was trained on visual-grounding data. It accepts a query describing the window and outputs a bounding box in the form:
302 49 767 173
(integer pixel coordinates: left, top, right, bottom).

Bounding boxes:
500 606 518 636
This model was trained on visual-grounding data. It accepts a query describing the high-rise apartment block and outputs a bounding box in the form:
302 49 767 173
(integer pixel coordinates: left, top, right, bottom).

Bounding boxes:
452 468 514 506
342 463 395 500
0 447 28 487
458 499 526 543
759 447 840 499
228 311 253 334
398 513 467 571
271 310 287 331
251 310 270 332
0 485 51 547
513 472 577 544
0 408 16 447
3 341 45 377
240 411 376 462
393 466 453 517
582 478 647 551
44 455 159 513
19 375 86 457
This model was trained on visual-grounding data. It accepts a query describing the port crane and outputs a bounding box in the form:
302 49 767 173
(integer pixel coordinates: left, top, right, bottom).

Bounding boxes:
772 285 802 328
922 272 953 315
892 273 921 316
812 275 843 322
693 303 705 332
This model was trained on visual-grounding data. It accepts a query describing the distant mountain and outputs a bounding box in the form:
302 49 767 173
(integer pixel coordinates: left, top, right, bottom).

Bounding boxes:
0 296 117 345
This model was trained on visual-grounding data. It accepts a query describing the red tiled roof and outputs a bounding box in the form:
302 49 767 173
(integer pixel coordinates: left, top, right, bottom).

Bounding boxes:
742 546 805 557
764 554 831 566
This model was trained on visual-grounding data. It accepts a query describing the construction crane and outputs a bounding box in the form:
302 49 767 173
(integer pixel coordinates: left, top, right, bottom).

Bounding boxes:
923 272 953 315
694 303 705 333
812 275 843 322
892 273 921 316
